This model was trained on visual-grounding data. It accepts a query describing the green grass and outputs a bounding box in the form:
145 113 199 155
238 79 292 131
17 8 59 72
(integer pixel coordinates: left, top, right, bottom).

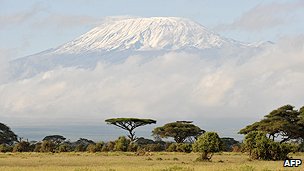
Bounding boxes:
0 152 303 171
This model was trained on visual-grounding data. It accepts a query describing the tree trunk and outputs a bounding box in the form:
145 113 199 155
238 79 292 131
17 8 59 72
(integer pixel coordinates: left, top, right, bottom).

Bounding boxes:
128 130 136 142
200 151 210 161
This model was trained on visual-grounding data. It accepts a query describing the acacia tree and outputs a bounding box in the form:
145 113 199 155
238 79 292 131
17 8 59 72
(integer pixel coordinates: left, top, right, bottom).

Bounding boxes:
298 106 304 140
43 135 66 145
0 123 18 145
152 121 204 143
220 137 240 151
239 105 303 143
105 118 156 141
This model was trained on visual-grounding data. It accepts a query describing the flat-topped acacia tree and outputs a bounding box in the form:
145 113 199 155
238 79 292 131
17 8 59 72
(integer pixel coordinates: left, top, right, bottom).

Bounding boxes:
152 121 204 143
105 118 156 141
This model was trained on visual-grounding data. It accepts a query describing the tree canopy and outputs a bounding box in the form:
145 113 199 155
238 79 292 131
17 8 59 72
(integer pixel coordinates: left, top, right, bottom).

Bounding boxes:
152 121 204 143
192 132 221 160
239 104 304 143
242 131 294 160
105 118 156 141
220 137 240 151
43 135 66 145
0 123 18 145
75 138 95 146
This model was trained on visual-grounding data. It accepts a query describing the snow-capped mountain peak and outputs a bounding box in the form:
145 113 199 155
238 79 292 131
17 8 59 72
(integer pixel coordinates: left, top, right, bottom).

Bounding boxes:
54 17 231 54
10 17 267 80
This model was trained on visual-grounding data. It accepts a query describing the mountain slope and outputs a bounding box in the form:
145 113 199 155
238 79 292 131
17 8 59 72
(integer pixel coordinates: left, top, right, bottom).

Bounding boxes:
9 17 268 80
54 17 234 54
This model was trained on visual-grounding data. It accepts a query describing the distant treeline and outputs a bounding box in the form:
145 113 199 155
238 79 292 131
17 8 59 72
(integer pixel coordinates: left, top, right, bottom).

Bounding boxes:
1 104 304 161
0 132 240 154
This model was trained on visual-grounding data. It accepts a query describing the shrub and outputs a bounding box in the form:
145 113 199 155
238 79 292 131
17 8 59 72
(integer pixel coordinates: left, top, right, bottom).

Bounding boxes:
75 144 86 152
58 143 71 152
193 132 221 161
166 143 192 152
40 140 56 152
13 141 31 152
101 141 115 152
29 143 36 152
166 143 177 152
143 143 164 152
231 144 241 152
95 142 104 152
243 131 294 160
298 142 304 152
0 144 13 152
33 143 42 152
114 136 130 152
127 142 138 152
176 143 192 153
87 144 97 153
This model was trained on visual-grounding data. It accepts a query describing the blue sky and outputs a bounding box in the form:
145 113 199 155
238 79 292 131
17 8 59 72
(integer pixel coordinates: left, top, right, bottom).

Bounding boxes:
1 0 303 59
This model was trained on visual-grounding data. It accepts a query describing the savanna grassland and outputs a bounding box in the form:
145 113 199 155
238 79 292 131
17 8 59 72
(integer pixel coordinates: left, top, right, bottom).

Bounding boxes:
0 152 303 171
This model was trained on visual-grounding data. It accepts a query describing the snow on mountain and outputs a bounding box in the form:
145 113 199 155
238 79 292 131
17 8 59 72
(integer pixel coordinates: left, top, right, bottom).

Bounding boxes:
53 17 233 54
9 17 269 80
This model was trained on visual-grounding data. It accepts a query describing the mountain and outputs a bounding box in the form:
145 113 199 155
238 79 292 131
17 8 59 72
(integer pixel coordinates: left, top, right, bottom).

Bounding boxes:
9 17 269 79
54 17 234 53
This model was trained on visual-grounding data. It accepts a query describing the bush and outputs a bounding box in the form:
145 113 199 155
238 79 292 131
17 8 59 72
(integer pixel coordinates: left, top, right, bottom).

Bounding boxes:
74 144 86 152
13 141 31 152
58 143 71 152
114 136 130 152
127 142 138 152
193 132 221 161
231 144 241 152
86 144 97 153
166 143 177 152
33 143 42 152
29 144 35 152
176 143 192 153
95 142 104 152
0 144 13 152
298 142 304 152
166 143 192 153
243 131 294 160
101 141 115 152
40 140 56 152
143 143 164 152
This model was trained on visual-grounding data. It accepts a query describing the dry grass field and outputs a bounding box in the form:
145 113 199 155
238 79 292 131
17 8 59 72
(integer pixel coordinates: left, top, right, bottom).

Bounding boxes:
0 152 303 171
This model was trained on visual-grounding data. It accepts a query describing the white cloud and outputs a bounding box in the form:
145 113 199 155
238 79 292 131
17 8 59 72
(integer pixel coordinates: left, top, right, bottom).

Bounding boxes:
33 14 99 29
0 1 132 31
0 35 303 137
216 1 304 31
0 48 11 83
0 3 45 29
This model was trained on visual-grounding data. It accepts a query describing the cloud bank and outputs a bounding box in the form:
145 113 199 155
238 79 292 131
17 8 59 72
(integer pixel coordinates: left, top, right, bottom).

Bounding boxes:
0 35 303 139
0 48 12 83
216 1 304 31
0 3 46 29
